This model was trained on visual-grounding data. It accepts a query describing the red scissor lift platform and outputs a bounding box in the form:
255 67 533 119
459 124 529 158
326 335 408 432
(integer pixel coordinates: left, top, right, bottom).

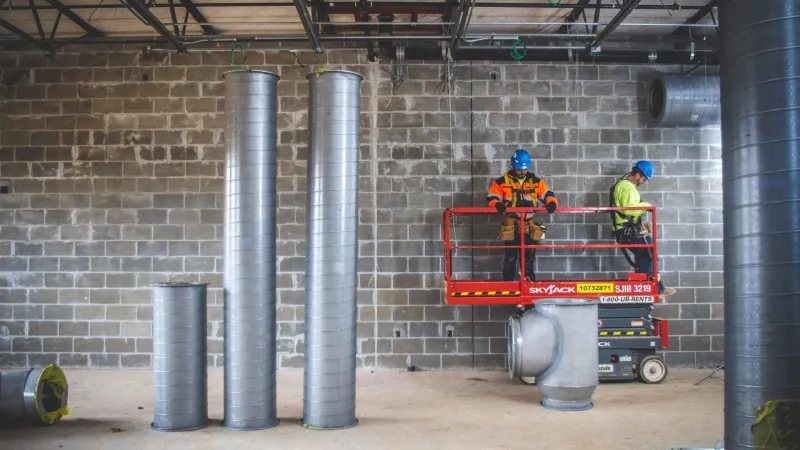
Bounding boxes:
443 206 670 383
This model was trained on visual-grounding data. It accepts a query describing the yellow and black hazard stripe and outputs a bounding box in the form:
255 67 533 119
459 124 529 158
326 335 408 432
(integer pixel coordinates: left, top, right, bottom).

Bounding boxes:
451 291 521 297
599 331 650 336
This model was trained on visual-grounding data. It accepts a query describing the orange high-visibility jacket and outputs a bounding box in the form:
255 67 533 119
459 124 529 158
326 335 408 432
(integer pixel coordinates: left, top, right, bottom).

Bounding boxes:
487 171 559 220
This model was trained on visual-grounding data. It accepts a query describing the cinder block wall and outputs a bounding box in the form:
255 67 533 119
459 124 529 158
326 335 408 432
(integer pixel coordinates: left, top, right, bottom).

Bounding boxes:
0 49 723 369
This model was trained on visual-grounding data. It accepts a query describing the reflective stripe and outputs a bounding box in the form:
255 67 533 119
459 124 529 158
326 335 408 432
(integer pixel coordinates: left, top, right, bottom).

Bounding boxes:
451 291 521 297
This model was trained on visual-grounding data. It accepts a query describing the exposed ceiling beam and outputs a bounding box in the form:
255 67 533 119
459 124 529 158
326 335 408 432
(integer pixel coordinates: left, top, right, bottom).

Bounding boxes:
557 0 592 34
178 0 217 35
672 0 717 36
588 0 641 51
0 16 52 52
121 0 187 52
42 0 105 37
293 0 323 53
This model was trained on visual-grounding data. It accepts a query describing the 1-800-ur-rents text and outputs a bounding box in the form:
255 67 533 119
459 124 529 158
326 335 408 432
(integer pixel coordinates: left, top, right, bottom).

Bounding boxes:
527 283 653 295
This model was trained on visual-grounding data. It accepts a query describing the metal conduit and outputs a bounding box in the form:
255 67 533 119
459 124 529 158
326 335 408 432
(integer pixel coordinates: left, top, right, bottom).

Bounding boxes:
303 70 363 430
152 282 209 432
720 0 800 448
647 75 720 127
222 69 280 431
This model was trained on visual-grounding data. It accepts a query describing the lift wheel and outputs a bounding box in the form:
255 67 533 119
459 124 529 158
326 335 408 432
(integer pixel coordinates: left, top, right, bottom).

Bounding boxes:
638 355 668 384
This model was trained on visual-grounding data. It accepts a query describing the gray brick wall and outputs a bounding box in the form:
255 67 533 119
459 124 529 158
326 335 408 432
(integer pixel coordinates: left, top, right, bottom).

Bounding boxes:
0 49 723 370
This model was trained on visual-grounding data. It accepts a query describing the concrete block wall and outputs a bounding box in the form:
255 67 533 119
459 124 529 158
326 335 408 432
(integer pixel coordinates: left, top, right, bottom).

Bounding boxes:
0 49 723 369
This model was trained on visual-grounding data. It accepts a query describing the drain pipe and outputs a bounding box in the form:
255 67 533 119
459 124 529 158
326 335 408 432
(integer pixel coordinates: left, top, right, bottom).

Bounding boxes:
507 299 599 411
302 70 363 430
221 69 280 431
720 0 800 448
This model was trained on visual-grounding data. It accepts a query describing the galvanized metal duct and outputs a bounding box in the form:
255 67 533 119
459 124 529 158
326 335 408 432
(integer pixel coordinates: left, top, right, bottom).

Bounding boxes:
647 74 721 127
508 299 598 411
303 70 363 430
0 365 70 425
152 282 208 432
222 69 280 431
720 0 800 448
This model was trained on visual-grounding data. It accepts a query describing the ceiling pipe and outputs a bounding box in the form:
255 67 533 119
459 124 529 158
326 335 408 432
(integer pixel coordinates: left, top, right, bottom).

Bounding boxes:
719 0 800 448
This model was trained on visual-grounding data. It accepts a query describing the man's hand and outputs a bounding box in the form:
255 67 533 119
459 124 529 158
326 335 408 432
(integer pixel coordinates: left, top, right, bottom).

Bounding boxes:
546 201 557 214
495 202 506 213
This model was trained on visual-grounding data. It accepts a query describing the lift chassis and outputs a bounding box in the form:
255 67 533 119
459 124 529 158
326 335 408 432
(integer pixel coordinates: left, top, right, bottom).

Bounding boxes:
443 206 670 384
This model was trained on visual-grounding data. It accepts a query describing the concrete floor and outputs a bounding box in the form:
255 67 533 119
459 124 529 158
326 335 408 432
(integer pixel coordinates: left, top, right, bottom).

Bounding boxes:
0 368 723 450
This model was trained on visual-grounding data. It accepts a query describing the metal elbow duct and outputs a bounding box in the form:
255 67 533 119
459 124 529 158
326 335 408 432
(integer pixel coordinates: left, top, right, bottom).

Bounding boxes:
647 75 721 127
222 69 280 431
720 0 800 448
303 70 363 430
508 299 598 411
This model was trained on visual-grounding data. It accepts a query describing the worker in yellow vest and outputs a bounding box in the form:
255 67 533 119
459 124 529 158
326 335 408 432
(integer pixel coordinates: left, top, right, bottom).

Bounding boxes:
609 160 675 296
487 149 559 281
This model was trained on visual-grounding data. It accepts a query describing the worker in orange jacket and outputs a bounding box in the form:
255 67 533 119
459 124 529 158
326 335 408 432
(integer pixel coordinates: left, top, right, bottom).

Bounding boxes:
487 149 559 281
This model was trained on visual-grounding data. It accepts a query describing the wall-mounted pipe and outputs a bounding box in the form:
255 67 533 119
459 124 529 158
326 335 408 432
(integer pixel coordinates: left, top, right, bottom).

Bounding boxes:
222 69 280 431
719 0 800 448
0 365 70 425
647 75 720 127
303 70 363 430
508 299 598 411
152 282 208 432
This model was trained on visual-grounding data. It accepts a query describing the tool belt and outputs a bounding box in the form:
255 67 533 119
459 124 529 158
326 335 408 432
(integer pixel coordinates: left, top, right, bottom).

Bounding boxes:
499 216 547 243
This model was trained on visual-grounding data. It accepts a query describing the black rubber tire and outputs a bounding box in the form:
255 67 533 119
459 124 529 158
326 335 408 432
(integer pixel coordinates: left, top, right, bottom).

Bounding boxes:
638 355 668 384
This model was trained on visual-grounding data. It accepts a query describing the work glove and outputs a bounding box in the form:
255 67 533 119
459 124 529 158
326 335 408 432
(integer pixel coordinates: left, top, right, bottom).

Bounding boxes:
495 202 506 213
546 201 557 214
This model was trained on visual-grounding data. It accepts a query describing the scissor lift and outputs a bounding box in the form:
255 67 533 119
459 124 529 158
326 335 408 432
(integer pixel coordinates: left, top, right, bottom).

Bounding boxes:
443 206 669 384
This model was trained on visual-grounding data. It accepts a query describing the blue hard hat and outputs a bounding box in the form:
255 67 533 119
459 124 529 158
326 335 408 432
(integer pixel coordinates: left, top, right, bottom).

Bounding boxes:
511 149 531 170
634 160 654 180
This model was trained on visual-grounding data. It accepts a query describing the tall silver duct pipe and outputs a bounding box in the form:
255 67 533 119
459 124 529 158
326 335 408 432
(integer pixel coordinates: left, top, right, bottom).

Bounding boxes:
303 70 363 430
152 282 208 432
647 75 721 127
720 0 800 448
222 69 280 431
0 365 69 425
508 299 598 411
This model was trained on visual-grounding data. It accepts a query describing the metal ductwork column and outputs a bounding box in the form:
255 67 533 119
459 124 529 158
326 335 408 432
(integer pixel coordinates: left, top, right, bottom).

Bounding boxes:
222 69 280 431
0 365 70 425
720 0 800 448
647 75 721 127
508 299 599 411
303 70 363 430
152 282 208 432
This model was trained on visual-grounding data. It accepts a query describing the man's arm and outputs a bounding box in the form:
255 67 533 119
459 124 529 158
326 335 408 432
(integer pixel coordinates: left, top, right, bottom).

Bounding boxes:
487 177 507 211
534 178 559 213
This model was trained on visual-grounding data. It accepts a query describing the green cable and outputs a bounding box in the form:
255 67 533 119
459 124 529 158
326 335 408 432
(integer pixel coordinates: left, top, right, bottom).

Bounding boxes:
548 0 563 4
510 39 526 61
230 45 246 65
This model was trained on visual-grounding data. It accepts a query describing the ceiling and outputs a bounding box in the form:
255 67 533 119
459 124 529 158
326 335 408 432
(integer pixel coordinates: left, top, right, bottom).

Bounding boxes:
0 0 718 62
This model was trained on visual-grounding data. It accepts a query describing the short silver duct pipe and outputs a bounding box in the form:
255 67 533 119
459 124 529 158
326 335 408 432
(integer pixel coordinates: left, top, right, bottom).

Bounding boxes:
508 299 599 411
647 75 720 127
222 69 280 431
303 70 363 430
720 0 800 448
0 365 70 425
152 282 208 432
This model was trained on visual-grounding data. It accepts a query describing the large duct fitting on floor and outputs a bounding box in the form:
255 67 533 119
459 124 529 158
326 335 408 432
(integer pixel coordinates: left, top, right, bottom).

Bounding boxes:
0 365 70 425
508 299 598 411
303 70 363 430
152 282 208 432
222 69 280 431
647 75 721 127
720 0 800 448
